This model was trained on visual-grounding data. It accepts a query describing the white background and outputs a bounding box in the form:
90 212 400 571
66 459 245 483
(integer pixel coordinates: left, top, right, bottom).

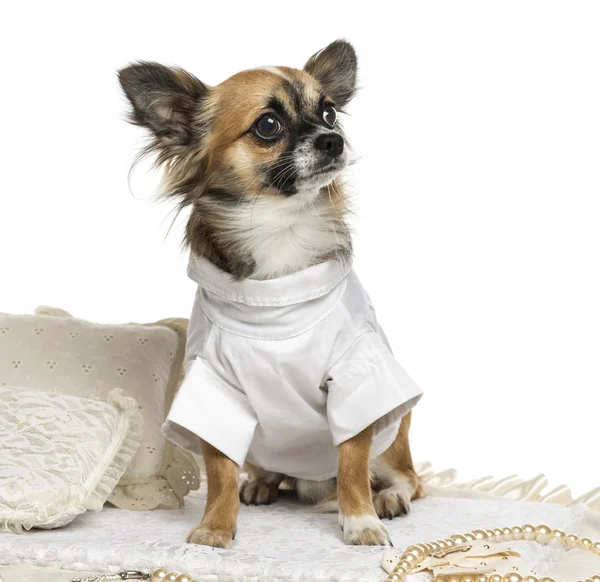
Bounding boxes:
1 2 598 495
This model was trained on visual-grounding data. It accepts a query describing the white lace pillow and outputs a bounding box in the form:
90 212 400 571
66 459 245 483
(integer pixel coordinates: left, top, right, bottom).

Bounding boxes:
0 308 200 510
0 387 142 532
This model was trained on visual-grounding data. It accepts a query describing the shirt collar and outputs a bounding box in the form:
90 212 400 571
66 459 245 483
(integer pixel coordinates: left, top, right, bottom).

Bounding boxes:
187 253 352 307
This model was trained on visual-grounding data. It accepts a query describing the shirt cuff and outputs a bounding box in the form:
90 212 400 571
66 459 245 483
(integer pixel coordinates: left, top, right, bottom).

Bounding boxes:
327 340 423 446
162 357 258 467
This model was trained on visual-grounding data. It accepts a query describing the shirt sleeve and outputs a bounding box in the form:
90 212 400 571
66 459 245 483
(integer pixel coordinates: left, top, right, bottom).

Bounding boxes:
162 356 258 468
325 332 423 446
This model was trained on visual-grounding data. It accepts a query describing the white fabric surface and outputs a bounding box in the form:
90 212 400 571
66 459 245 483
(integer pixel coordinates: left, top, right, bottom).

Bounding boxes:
0 387 142 533
163 255 423 480
0 484 585 582
0 309 200 510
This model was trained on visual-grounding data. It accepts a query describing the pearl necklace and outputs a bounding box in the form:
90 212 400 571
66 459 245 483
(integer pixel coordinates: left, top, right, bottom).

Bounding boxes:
383 525 600 582
72 524 600 582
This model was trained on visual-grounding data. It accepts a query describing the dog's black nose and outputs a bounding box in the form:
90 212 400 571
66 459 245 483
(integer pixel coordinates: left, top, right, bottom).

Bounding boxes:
315 133 344 157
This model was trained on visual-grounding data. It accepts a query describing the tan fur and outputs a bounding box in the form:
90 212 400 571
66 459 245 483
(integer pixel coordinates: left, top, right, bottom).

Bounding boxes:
187 439 239 549
336 424 392 546
378 411 424 499
337 424 377 518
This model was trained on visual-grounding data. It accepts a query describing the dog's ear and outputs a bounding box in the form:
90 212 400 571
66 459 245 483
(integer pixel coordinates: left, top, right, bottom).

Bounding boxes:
118 61 209 147
304 40 357 108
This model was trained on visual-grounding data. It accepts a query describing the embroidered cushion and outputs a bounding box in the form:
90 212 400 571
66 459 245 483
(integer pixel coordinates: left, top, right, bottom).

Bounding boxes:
0 307 200 510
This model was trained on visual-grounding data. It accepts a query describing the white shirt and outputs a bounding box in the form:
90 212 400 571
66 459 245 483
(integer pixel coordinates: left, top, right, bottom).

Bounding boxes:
162 254 423 481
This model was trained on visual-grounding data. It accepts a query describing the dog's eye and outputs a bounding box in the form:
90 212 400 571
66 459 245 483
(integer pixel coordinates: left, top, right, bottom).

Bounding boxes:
323 105 337 127
254 115 282 140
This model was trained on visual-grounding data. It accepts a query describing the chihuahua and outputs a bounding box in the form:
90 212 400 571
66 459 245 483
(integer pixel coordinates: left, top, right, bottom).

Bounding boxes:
119 40 423 548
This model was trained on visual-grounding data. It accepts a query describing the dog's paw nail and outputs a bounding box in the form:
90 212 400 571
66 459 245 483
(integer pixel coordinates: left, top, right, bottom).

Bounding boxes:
387 510 394 520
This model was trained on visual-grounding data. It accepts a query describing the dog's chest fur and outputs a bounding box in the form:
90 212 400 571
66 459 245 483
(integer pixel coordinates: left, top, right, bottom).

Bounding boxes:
231 190 348 280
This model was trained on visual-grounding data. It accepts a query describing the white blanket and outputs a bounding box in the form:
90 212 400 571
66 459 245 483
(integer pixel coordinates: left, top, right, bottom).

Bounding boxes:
0 484 585 582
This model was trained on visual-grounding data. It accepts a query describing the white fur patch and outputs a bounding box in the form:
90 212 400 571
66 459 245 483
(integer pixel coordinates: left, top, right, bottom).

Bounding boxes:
255 65 288 79
340 514 391 546
232 190 345 280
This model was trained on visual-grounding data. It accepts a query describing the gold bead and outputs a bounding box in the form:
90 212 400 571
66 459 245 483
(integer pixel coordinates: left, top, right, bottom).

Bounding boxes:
473 529 489 541
165 573 179 582
398 560 411 570
416 542 431 555
151 569 169 582
590 578 600 582
447 576 461 582
476 576 488 582
566 533 579 548
445 537 456 547
403 553 418 564
433 578 446 582
551 529 566 543
593 542 600 555
462 576 475 582
389 575 401 582
465 532 477 542
406 545 424 559
451 534 468 545
502 527 513 541
493 528 504 539
174 575 193 582
535 525 552 544
486 529 497 541
512 526 524 540
538 578 555 582
579 537 593 551
523 577 538 582
394 566 408 576
437 540 449 551
503 575 523 582
490 575 503 582
429 541 441 552
522 524 536 541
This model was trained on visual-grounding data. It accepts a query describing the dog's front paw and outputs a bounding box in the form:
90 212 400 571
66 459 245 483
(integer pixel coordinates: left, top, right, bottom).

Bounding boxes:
340 514 392 546
374 486 412 520
240 479 279 505
186 526 234 548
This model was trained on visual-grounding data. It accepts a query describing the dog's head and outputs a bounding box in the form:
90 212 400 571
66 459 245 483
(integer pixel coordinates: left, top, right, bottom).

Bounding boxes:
119 40 356 199
119 40 357 278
